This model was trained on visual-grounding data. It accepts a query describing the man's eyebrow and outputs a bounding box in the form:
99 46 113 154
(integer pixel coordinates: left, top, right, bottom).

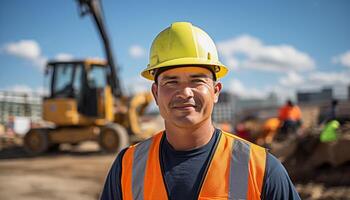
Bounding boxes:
190 73 212 78
160 75 178 81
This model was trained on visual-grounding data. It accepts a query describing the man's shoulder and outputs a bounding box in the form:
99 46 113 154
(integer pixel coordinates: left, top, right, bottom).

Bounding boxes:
262 153 301 199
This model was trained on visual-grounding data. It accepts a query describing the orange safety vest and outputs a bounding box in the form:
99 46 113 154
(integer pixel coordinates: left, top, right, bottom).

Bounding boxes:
121 131 267 200
278 105 301 121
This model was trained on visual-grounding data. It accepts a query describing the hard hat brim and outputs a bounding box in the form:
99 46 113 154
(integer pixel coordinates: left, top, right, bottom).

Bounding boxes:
141 57 228 81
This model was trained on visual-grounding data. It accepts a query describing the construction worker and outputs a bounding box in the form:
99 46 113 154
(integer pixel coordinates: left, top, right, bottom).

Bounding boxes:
256 117 280 147
101 22 300 200
322 99 338 124
278 100 302 135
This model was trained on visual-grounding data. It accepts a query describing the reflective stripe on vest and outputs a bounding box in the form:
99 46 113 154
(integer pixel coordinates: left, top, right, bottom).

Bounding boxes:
121 131 267 200
132 137 152 199
230 139 250 199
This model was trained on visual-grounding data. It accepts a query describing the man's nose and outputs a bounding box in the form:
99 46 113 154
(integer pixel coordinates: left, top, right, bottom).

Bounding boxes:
175 86 194 99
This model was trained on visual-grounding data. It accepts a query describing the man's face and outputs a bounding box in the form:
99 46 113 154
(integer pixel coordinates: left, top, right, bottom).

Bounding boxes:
151 66 222 128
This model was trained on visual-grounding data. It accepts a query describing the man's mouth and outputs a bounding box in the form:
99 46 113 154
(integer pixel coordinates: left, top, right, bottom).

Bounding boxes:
171 103 196 109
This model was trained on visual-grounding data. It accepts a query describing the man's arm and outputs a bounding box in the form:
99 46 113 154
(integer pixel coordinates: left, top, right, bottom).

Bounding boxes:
261 153 301 200
100 148 127 200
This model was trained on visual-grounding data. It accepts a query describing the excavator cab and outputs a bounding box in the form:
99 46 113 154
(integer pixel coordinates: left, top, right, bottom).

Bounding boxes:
24 0 155 154
43 59 114 126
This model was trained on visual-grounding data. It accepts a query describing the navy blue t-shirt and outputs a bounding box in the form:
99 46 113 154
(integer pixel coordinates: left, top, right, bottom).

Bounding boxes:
100 130 301 200
160 129 219 199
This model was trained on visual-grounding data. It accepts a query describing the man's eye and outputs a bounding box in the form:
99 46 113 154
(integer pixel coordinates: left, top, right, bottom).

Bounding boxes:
164 81 178 85
192 79 206 83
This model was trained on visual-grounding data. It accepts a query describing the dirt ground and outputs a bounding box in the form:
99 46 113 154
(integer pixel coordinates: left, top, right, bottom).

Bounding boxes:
0 142 114 200
0 142 349 200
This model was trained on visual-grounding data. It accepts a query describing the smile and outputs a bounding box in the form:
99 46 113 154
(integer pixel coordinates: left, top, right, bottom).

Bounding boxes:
172 104 196 110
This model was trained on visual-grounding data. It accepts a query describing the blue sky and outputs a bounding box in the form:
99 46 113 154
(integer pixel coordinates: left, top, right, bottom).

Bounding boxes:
1 0 349 101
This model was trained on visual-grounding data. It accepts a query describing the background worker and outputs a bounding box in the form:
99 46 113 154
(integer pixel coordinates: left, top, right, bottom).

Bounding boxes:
320 99 340 143
278 99 302 135
322 99 338 124
256 117 280 147
100 22 300 200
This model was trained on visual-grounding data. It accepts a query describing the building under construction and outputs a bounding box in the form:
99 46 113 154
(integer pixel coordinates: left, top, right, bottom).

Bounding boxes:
0 91 42 126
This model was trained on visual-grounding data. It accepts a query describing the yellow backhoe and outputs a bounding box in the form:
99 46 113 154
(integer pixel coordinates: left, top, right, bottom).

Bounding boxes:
24 0 154 154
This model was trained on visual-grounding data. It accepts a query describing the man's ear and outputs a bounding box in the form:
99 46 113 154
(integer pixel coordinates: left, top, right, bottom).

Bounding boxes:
151 83 159 105
213 82 222 103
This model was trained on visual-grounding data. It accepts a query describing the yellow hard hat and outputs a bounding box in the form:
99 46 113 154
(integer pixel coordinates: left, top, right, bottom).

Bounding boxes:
141 22 228 81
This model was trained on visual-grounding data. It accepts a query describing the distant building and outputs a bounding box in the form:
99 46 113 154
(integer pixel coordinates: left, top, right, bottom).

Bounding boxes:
236 92 279 111
297 88 333 104
0 91 42 126
233 93 279 123
212 91 280 124
212 91 237 124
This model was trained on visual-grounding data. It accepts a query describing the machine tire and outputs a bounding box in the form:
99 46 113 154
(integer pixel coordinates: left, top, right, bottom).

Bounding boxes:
99 123 129 153
48 143 60 152
24 129 50 155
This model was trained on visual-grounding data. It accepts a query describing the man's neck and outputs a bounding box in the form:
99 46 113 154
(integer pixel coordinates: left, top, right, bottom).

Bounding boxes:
164 119 215 151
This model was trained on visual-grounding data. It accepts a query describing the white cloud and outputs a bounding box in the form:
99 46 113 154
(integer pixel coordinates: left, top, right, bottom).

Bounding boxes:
1 40 47 70
124 77 151 95
217 35 315 72
274 70 350 100
279 71 304 86
3 84 48 96
226 69 350 103
228 79 267 99
7 85 33 93
332 50 350 68
54 53 74 61
2 40 40 59
35 86 49 96
308 71 350 85
278 70 350 91
227 79 297 103
129 45 146 59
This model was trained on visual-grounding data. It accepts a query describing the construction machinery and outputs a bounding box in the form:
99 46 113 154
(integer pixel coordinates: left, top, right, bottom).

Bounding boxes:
24 0 154 154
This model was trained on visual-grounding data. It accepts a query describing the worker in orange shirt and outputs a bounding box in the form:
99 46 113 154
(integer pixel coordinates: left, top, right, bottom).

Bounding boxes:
278 100 302 135
256 117 280 147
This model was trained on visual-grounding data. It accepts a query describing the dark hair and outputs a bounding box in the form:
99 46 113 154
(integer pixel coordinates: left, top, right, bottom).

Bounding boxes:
332 99 338 106
287 99 294 106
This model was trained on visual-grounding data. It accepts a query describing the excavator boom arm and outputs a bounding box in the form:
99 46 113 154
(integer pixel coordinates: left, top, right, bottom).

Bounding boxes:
77 0 122 97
